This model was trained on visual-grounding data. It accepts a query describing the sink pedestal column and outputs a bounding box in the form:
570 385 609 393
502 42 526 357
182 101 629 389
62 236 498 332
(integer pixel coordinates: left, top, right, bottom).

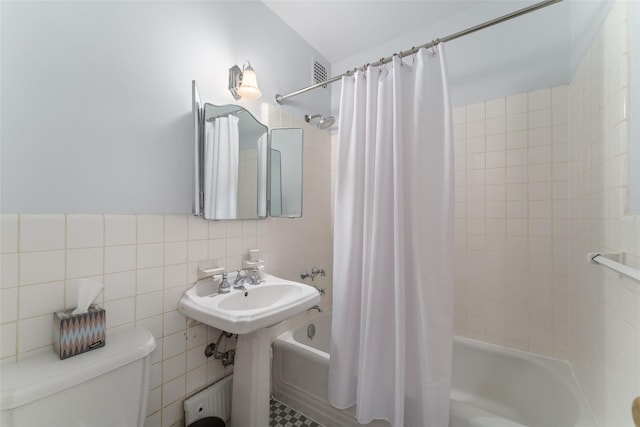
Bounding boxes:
230 329 271 427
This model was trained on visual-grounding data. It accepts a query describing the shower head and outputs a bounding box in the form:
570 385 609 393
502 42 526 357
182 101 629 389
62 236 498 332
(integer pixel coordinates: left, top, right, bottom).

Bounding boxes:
305 114 335 129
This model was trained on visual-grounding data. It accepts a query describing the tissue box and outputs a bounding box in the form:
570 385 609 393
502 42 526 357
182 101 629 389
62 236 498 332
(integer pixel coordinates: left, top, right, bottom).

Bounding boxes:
53 304 106 359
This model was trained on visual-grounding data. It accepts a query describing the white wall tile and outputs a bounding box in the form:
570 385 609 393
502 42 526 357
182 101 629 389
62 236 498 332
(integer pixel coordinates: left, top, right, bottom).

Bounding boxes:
162 399 183 427
0 214 18 254
162 375 186 407
187 240 208 263
456 85 570 358
466 102 485 122
164 264 187 289
163 288 184 314
67 215 103 248
1 254 18 289
105 215 136 246
0 323 17 359
138 267 164 294
18 315 52 353
19 282 64 319
138 215 164 244
164 216 187 242
529 127 552 147
104 271 136 301
163 331 186 359
105 245 136 274
104 297 135 327
528 88 551 110
566 4 639 425
136 290 163 320
1 288 18 323
506 130 528 149
506 113 527 132
138 244 164 269
467 121 485 138
506 148 528 166
486 98 505 118
164 242 187 266
163 353 186 384
66 248 103 279
164 311 186 336
452 107 466 124
506 93 527 114
187 216 208 241
486 134 505 152
529 109 552 129
20 214 65 252
20 251 65 285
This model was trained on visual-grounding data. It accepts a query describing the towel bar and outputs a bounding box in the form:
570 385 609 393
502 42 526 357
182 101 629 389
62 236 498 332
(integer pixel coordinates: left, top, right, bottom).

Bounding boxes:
588 252 640 282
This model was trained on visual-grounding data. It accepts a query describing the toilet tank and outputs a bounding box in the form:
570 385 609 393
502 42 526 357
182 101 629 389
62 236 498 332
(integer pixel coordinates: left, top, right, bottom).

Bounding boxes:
1 327 156 427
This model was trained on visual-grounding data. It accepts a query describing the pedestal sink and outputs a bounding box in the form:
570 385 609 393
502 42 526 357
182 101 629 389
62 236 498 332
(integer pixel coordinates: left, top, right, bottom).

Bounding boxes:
178 272 321 427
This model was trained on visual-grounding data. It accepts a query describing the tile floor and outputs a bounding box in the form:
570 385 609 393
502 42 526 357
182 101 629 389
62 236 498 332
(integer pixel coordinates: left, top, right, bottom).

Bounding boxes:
270 399 324 427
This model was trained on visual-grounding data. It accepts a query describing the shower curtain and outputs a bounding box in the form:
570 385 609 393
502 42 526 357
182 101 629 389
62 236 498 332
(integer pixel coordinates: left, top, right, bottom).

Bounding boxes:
328 46 453 427
204 115 239 218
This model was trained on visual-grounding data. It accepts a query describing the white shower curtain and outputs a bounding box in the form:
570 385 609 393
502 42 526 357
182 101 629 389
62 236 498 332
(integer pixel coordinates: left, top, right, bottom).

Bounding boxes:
328 46 454 427
204 115 239 219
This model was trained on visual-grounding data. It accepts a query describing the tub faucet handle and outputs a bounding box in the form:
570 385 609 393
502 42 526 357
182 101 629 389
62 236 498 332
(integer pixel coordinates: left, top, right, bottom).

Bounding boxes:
310 267 325 281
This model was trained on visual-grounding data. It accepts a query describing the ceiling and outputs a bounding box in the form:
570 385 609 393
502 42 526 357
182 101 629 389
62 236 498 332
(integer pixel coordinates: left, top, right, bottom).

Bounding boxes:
262 1 488 63
262 0 610 107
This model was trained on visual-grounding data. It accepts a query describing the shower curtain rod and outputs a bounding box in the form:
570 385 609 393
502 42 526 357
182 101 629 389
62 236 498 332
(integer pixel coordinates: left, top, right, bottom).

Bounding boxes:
275 0 562 104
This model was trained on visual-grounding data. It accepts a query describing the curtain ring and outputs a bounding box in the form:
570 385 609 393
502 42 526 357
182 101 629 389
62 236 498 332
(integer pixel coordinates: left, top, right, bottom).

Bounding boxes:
399 52 404 67
432 39 441 57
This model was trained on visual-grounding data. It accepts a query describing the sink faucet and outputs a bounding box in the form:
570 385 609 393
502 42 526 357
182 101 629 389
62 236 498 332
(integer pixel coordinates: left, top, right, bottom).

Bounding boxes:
234 268 263 289
233 270 250 290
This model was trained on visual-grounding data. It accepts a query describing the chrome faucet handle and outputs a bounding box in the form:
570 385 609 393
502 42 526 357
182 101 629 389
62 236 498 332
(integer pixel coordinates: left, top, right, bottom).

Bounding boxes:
218 273 231 294
300 269 310 280
310 267 326 281
248 267 262 285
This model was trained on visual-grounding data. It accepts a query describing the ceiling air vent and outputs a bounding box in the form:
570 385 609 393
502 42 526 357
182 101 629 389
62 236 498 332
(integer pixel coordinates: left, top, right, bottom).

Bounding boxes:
312 57 328 88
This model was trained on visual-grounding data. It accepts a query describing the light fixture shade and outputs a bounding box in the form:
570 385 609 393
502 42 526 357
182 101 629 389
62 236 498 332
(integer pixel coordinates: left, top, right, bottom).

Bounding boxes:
237 64 262 100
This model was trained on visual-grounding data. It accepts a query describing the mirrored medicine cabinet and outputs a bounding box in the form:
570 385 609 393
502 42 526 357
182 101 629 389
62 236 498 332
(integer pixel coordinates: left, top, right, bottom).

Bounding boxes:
192 81 303 220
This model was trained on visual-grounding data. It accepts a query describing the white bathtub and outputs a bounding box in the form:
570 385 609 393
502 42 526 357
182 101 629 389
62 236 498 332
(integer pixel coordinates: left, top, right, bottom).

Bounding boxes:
272 310 597 427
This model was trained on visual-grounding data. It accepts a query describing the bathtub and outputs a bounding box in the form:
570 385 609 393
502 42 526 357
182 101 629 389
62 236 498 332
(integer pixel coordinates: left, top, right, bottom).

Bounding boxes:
272 310 597 427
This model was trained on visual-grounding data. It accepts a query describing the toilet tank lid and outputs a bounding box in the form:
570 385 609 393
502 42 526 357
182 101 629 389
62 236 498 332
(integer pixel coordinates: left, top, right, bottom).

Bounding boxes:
1 326 156 410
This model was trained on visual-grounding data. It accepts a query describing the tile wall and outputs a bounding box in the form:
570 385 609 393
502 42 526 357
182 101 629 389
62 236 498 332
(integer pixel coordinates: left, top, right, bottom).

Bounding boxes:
452 86 570 358
0 108 333 427
567 2 640 426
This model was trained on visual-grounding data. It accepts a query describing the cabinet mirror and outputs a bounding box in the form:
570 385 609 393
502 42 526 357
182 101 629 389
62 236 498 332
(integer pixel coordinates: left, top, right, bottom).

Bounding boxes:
192 81 303 220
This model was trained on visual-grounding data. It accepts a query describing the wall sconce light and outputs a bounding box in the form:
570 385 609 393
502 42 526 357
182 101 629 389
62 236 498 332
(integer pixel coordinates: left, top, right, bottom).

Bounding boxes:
228 61 262 100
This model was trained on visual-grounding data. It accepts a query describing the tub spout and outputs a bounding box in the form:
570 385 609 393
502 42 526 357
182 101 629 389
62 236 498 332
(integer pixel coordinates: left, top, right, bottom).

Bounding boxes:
308 305 322 313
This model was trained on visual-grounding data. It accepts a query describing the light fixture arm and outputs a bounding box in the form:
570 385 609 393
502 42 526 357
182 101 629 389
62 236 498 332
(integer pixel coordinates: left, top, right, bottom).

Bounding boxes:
228 65 243 101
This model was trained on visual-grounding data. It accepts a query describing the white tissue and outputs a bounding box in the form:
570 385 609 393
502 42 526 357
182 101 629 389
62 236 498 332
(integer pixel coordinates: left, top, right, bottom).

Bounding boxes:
71 278 103 315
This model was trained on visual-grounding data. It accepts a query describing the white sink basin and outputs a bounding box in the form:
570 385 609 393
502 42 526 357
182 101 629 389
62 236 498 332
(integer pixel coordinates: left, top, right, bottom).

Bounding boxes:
178 272 320 334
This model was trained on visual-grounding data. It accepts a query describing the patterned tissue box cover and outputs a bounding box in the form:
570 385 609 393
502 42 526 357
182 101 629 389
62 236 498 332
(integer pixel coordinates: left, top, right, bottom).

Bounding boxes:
53 304 106 359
